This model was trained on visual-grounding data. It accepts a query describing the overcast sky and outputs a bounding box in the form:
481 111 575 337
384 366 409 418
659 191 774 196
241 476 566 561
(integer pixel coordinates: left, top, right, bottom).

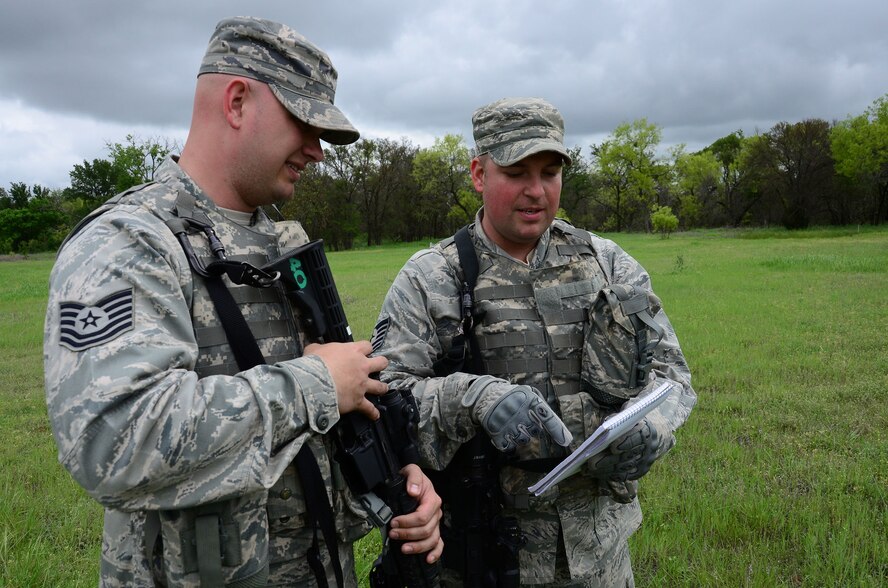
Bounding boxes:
1 0 886 190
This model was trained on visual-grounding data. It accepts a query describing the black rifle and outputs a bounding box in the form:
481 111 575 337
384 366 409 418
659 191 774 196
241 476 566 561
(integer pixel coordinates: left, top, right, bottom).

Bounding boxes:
263 239 440 588
428 435 523 588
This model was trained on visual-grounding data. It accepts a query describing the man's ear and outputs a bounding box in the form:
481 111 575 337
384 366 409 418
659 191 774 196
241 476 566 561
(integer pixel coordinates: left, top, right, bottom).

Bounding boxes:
222 78 250 129
470 157 485 192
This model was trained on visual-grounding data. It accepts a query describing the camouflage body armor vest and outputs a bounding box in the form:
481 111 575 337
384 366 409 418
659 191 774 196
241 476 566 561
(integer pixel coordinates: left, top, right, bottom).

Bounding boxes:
174 197 308 378
167 191 371 585
438 222 611 501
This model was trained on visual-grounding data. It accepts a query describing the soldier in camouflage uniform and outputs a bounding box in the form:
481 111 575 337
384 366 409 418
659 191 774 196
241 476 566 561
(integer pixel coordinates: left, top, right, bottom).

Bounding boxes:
44 17 442 587
372 98 697 587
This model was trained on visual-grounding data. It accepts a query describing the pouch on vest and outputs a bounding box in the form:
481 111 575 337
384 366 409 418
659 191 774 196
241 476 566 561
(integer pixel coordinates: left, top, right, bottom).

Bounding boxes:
581 284 665 408
164 495 270 588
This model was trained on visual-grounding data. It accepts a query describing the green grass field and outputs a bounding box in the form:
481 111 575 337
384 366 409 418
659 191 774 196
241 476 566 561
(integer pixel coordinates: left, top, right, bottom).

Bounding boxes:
1 226 886 587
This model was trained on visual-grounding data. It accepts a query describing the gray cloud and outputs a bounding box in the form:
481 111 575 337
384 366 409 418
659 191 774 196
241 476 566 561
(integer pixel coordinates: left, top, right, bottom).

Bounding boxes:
1 0 886 188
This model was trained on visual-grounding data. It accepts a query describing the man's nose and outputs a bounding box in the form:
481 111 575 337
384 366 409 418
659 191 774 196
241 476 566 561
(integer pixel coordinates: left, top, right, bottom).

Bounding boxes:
525 173 545 197
303 134 324 163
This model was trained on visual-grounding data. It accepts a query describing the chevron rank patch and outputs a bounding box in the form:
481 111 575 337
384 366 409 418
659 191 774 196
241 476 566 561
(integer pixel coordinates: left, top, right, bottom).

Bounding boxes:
59 288 134 351
370 317 390 354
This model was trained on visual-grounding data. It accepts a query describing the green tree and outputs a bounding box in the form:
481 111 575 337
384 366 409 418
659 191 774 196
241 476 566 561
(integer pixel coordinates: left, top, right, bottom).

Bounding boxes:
57 135 178 229
0 184 67 253
282 164 339 245
357 138 418 246
670 146 719 229
589 119 663 231
68 158 117 202
412 134 475 233
106 134 178 192
830 94 888 224
8 182 32 208
64 158 119 223
744 119 835 229
293 142 363 250
650 205 679 238
704 131 763 226
559 146 595 228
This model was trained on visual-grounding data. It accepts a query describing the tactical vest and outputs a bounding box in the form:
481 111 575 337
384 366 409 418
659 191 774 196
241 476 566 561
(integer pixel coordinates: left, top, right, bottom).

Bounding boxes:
165 190 370 586
438 221 664 501
171 192 309 377
443 225 600 403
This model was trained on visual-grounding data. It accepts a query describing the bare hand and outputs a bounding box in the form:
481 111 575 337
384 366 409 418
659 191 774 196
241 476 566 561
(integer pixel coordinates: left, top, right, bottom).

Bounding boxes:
304 341 388 420
388 464 443 563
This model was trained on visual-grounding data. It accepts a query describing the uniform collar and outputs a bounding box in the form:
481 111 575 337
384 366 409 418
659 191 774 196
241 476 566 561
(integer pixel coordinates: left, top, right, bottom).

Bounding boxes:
472 208 552 268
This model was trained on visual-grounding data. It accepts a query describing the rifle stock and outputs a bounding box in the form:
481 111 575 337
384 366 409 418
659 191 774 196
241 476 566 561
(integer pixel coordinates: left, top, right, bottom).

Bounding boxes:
264 239 440 588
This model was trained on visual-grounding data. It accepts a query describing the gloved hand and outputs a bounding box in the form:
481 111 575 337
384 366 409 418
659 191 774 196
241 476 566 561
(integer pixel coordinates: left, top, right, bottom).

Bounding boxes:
462 376 573 453
587 412 674 482
599 479 638 504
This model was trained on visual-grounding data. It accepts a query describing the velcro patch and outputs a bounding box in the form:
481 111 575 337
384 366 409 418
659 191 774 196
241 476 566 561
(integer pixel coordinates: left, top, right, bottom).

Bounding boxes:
59 288 134 351
370 317 390 354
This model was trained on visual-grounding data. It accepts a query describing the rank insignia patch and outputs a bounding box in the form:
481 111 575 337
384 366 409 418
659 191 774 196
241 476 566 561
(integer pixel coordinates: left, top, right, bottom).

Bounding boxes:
370 317 390 354
59 288 134 351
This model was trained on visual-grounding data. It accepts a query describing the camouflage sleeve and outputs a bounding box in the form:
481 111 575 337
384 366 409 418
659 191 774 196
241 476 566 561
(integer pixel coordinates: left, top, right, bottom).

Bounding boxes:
589 233 697 432
44 208 340 511
374 248 485 470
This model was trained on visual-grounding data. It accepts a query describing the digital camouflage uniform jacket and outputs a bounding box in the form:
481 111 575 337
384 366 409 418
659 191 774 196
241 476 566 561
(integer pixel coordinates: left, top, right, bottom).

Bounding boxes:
44 157 370 587
373 214 696 586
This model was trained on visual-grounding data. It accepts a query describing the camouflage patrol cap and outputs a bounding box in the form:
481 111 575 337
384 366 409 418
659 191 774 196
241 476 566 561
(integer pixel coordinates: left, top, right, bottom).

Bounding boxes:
472 97 571 166
199 16 359 145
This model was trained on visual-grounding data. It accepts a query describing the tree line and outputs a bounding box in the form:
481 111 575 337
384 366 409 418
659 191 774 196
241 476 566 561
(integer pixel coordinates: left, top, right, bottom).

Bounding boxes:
2 94 886 254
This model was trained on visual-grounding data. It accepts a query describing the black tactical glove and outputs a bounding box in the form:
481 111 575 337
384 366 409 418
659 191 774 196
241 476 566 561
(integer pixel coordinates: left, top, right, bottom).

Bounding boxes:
599 479 639 504
587 412 674 482
462 376 573 453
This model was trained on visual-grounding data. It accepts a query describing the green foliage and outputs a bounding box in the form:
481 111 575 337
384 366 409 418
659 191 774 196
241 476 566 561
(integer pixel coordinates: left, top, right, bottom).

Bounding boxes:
831 94 888 180
446 189 481 226
676 194 702 228
559 146 596 227
6 93 888 257
555 207 571 223
1 135 180 255
4 208 57 256
0 196 67 254
671 148 718 229
830 93 888 224
66 158 118 204
105 134 176 192
704 131 766 227
589 118 664 232
743 119 835 229
287 138 421 248
650 205 679 238
412 134 473 235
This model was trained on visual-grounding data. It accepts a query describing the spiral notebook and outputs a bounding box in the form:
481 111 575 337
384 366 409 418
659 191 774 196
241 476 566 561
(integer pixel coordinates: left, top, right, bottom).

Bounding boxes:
528 382 674 496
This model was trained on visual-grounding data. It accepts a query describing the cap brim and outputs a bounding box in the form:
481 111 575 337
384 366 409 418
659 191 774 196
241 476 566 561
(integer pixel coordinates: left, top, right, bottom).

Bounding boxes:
489 138 572 167
269 84 360 145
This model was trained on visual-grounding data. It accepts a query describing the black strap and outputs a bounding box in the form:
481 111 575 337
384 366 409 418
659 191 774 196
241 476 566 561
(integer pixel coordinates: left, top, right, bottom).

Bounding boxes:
433 225 483 377
454 225 479 292
453 226 485 375
296 446 343 588
202 275 266 370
